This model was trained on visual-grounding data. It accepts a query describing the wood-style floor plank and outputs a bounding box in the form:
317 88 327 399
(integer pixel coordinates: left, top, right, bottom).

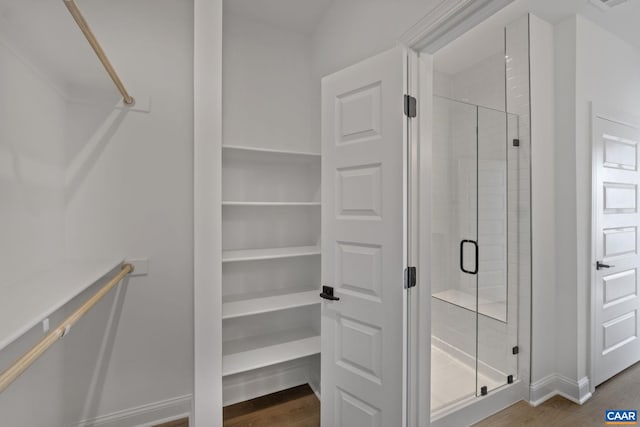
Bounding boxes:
473 362 640 427
158 362 640 427
154 419 189 427
223 384 320 427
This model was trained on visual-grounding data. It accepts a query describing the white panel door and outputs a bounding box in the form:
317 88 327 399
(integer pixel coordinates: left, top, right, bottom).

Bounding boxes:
593 115 640 386
321 46 407 427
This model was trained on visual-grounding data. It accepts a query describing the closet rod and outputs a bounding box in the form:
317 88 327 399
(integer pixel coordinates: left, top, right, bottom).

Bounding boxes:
0 263 134 394
63 0 135 105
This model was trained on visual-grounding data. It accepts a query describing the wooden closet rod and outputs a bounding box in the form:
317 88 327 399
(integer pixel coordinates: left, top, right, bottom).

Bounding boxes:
63 0 135 105
0 263 134 394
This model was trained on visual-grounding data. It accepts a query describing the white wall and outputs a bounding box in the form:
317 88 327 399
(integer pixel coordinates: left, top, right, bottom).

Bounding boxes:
312 0 440 79
554 14 640 391
0 0 195 425
528 14 556 388
0 33 66 288
223 11 316 153
0 24 68 427
63 0 195 420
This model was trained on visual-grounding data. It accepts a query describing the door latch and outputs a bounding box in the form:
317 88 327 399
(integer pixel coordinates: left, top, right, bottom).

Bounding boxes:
320 285 340 301
596 261 614 270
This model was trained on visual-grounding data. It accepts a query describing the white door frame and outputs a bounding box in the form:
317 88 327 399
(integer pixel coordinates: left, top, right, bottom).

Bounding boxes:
399 1 530 425
589 102 640 393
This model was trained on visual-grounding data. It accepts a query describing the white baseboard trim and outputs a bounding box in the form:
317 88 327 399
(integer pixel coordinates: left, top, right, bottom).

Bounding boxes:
223 358 314 406
529 374 592 406
70 395 192 427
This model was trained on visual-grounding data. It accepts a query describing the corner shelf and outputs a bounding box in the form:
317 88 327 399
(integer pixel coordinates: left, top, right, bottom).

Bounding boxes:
222 245 321 263
223 289 319 320
222 201 321 207
222 328 321 376
0 258 124 351
222 144 321 160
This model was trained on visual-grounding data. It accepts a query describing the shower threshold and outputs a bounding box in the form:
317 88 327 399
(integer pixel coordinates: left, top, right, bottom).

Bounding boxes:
431 344 503 414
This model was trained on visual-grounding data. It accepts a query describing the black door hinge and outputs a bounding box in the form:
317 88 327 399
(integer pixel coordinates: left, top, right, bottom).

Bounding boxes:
507 374 514 384
404 95 417 118
404 266 416 289
513 138 520 147
480 386 488 396
512 346 519 355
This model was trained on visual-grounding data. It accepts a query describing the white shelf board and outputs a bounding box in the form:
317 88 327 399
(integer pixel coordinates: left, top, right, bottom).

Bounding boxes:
223 289 319 320
222 245 321 263
432 289 507 323
222 201 321 207
223 328 320 376
0 258 124 351
222 144 321 159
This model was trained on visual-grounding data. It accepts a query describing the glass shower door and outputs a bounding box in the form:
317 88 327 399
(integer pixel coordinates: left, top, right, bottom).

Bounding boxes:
431 97 519 413
431 96 479 412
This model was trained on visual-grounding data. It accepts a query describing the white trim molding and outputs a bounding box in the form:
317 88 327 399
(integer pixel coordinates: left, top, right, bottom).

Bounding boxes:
530 375 592 406
193 0 223 426
70 395 192 427
400 0 515 52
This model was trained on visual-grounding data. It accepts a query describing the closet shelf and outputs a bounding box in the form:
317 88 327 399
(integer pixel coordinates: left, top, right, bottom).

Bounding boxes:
222 201 321 207
223 289 319 319
222 145 321 160
222 329 320 376
222 245 321 263
0 258 124 352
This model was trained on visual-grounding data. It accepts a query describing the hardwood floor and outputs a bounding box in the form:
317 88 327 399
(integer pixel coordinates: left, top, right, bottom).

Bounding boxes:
474 362 640 427
158 363 639 427
224 384 320 427
154 419 188 427
153 384 319 427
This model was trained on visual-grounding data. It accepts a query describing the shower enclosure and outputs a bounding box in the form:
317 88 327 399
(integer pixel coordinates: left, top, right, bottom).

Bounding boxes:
430 96 521 414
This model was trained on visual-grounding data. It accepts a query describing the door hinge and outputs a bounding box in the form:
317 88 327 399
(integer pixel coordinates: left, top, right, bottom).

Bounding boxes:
404 266 416 289
480 386 488 396
512 346 519 355
404 95 417 118
507 374 514 384
513 138 520 147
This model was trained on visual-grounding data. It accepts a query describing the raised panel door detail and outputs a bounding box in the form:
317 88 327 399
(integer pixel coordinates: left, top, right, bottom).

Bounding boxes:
336 164 382 218
604 269 638 308
602 311 638 354
336 316 382 384
604 182 637 213
603 136 637 171
603 227 637 258
335 82 382 145
335 242 382 301
335 387 381 427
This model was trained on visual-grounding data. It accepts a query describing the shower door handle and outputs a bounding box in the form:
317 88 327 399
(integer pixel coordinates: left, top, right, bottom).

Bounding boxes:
460 240 478 275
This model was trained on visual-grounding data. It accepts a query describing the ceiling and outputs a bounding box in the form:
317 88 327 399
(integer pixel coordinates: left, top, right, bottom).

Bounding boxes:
0 0 637 100
434 0 640 75
527 0 640 49
224 0 334 35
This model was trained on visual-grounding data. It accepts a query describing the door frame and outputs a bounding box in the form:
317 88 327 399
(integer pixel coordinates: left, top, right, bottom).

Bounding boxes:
400 1 531 425
589 102 640 393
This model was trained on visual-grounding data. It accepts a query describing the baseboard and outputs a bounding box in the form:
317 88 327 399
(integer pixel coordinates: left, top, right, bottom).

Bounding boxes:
529 374 592 406
70 395 192 427
223 358 315 406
